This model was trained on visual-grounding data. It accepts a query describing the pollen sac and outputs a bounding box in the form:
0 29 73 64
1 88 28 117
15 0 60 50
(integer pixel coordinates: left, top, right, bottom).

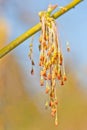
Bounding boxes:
31 60 35 65
40 79 44 86
63 74 67 81
45 87 50 94
31 68 34 75
66 41 70 52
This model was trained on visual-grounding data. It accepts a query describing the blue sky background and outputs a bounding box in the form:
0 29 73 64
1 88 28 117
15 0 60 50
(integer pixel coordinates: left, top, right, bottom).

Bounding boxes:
0 0 87 91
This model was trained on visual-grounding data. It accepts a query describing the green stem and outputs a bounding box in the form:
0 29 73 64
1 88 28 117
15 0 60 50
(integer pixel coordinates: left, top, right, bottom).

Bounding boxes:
0 0 83 59
0 23 41 58
52 0 83 19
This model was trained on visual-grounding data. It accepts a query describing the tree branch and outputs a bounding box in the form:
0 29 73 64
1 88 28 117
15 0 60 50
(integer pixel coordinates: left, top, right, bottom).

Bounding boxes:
0 0 83 59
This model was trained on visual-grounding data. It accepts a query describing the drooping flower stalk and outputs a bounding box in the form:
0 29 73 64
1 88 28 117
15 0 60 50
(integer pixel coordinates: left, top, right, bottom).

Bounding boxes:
28 5 70 126
38 7 68 126
28 36 35 75
66 41 70 52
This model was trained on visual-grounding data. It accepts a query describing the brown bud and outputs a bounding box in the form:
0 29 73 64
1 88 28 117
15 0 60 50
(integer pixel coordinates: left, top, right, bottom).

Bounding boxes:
57 74 61 80
66 41 70 52
63 74 67 81
61 80 64 86
67 47 70 52
45 87 50 94
31 60 35 65
40 55 44 61
40 69 46 77
50 92 55 98
31 68 34 75
47 73 51 80
57 69 61 80
40 79 44 86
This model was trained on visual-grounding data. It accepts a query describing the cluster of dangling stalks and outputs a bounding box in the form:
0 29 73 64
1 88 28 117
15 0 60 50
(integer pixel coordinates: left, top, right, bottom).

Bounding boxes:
38 8 67 126
28 5 70 126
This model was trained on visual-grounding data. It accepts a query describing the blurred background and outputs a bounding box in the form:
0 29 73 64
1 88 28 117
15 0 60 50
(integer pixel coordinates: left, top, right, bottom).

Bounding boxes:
0 0 87 130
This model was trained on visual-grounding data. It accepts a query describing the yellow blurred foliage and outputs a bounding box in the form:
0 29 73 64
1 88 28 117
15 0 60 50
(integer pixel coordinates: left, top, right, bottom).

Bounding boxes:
0 19 10 48
0 18 40 130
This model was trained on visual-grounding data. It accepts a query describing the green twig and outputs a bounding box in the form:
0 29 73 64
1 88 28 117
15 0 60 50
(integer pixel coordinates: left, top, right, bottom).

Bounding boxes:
0 0 83 59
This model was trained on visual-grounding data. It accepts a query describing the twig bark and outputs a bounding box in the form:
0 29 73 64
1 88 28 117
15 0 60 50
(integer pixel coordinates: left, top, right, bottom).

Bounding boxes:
0 0 83 59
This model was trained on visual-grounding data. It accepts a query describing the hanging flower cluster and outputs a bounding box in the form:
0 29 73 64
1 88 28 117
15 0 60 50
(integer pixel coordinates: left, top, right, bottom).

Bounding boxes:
28 5 70 126
38 10 67 126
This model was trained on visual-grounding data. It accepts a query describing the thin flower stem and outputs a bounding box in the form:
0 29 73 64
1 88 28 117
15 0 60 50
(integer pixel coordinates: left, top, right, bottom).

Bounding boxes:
0 0 83 59
52 0 83 19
